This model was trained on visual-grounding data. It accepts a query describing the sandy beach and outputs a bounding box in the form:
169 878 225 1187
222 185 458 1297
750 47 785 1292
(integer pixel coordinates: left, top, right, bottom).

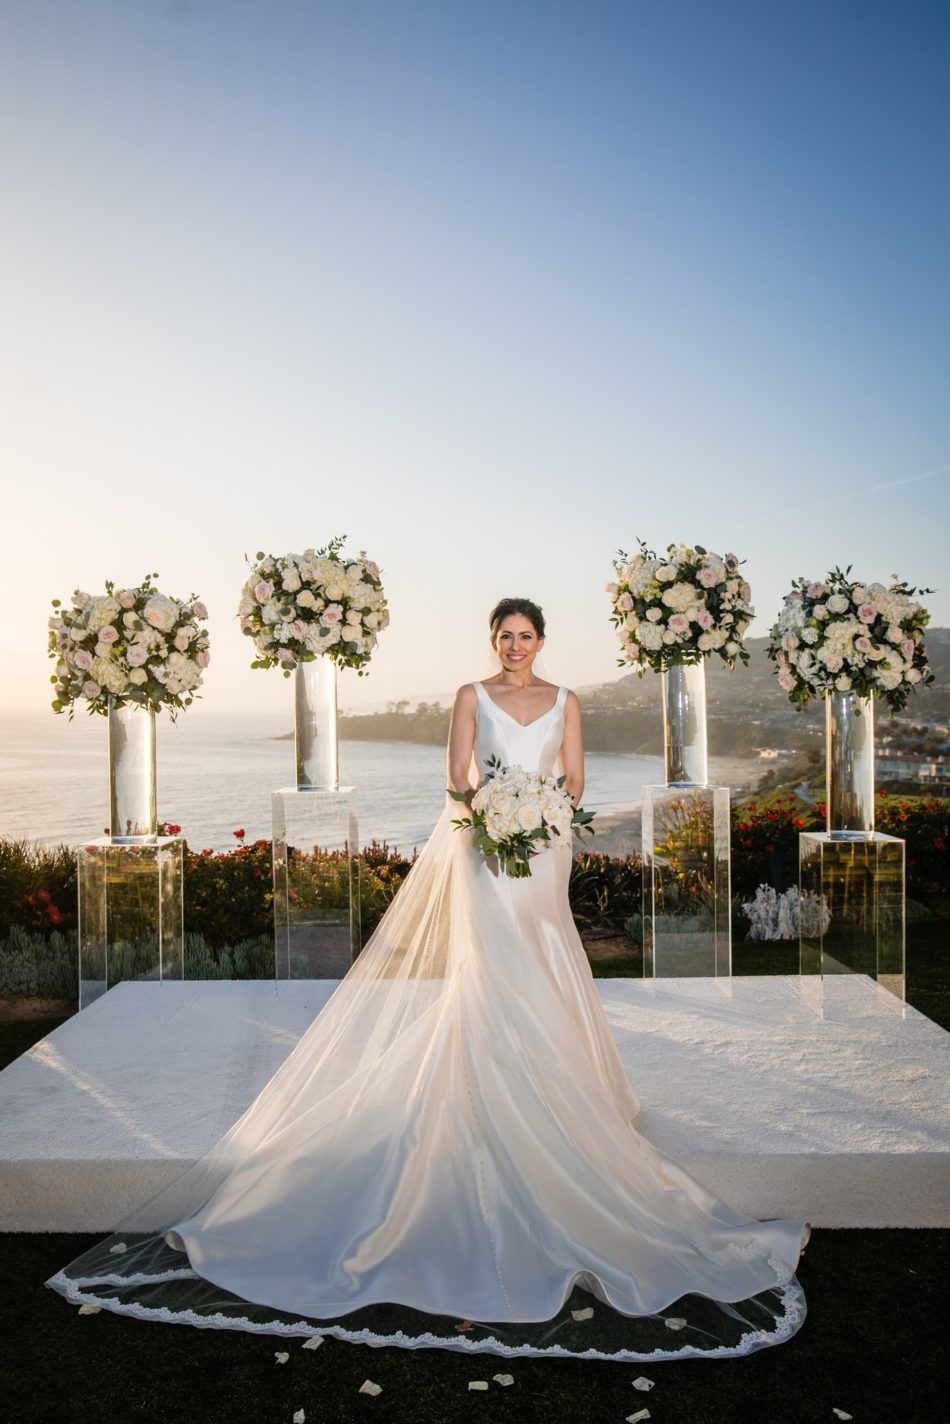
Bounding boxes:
583 755 760 858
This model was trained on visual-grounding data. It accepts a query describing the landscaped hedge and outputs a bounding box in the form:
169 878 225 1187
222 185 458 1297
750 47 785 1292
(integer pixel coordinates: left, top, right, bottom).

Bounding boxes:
1 792 947 995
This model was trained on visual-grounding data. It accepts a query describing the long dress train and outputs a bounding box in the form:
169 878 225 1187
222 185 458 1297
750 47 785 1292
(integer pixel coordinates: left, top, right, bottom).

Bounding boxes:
46 682 808 1361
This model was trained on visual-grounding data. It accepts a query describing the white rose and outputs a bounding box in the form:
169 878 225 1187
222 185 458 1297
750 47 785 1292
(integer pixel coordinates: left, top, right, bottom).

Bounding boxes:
516 803 543 832
128 667 148 685
143 594 179 633
801 627 819 644
835 674 852 691
296 589 316 608
325 581 346 600
827 594 850 614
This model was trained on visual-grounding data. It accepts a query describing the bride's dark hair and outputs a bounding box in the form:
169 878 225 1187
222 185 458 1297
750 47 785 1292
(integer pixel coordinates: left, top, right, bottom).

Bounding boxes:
489 596 546 645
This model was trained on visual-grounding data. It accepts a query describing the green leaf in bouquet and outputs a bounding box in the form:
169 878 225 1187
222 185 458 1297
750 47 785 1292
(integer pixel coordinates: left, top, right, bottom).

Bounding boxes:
447 788 470 802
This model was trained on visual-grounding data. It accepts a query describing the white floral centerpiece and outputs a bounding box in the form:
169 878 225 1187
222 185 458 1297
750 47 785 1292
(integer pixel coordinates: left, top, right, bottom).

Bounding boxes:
607 540 754 672
450 756 594 878
767 568 932 714
48 575 210 719
239 535 388 676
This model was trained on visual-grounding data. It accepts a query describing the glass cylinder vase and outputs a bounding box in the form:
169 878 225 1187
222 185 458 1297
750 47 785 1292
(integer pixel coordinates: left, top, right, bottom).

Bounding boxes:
825 690 874 839
108 700 157 843
295 657 340 790
661 661 708 786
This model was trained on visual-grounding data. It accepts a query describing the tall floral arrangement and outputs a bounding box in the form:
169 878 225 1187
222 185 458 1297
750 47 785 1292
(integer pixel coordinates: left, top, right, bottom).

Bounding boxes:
239 536 388 676
48 575 209 719
767 569 932 713
607 541 754 673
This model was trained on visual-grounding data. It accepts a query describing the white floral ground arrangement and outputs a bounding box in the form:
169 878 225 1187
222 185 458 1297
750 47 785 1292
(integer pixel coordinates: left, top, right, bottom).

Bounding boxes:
239 535 389 676
607 541 754 673
767 568 933 713
48 575 210 719
450 755 594 878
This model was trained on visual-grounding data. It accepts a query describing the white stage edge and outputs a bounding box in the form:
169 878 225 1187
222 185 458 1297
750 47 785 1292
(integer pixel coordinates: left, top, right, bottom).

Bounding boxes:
1 975 948 1232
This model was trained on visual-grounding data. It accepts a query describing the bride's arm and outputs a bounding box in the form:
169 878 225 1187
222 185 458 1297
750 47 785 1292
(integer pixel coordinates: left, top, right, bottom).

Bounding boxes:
560 690 584 804
447 683 478 802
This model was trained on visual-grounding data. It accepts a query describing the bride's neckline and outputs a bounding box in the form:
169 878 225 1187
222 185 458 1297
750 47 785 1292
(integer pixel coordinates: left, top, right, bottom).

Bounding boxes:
476 681 562 729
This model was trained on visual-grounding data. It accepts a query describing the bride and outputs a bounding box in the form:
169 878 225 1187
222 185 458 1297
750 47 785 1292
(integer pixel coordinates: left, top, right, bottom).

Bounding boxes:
47 597 809 1361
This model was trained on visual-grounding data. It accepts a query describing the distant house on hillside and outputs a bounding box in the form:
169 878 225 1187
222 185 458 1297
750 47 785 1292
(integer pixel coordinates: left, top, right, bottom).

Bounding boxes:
877 750 950 785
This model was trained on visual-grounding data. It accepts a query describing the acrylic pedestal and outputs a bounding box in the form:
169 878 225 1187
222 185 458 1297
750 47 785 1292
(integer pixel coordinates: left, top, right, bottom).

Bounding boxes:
799 832 906 1001
77 836 184 1013
641 784 731 977
272 787 360 983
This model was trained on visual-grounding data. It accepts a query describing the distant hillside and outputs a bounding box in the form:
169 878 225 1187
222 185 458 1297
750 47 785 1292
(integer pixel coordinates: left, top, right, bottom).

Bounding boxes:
338 630 950 759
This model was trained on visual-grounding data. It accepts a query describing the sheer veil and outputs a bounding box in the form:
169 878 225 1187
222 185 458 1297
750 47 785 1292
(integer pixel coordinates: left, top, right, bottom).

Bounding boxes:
46 653 807 1362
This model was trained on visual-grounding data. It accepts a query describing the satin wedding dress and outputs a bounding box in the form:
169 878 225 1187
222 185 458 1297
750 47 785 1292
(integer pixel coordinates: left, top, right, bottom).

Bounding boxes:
47 682 808 1361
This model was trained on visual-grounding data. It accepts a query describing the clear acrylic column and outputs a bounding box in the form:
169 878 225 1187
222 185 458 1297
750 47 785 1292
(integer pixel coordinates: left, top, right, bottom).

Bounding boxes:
799 691 905 1000
273 658 361 983
78 837 184 1011
641 661 731 977
77 702 184 1012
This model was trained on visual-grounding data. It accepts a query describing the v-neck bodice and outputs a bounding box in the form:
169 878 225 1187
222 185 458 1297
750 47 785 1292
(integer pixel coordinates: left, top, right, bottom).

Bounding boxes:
473 681 567 780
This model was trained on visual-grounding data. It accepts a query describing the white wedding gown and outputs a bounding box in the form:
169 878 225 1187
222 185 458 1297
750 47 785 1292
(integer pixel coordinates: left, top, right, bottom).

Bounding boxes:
47 683 808 1360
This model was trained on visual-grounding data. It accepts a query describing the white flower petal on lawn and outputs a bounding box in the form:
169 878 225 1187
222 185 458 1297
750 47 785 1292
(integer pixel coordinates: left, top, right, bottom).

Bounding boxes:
632 1376 655 1391
78 1304 102 1315
626 1411 652 1423
468 1381 489 1391
301 1334 324 1350
571 1306 594 1321
293 1412 306 1423
274 1351 289 1364
492 1373 515 1386
664 1316 687 1330
832 1412 853 1421
358 1380 382 1396
108 1243 128 1255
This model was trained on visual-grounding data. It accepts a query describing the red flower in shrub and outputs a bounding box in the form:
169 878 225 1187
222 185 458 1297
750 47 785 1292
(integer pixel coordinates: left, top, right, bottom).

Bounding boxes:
166 823 182 835
233 829 246 841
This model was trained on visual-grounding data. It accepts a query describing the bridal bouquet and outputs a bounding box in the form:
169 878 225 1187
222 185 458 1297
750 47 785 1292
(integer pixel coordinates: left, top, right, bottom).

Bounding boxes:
48 575 210 719
450 756 594 878
767 568 932 713
240 535 389 676
607 540 754 674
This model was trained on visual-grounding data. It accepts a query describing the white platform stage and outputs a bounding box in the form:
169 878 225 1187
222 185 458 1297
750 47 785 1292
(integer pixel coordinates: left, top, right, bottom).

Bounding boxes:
1 975 948 1232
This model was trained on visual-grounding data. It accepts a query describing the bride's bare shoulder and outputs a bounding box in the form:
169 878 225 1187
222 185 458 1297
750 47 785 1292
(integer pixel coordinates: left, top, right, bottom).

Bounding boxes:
452 682 479 708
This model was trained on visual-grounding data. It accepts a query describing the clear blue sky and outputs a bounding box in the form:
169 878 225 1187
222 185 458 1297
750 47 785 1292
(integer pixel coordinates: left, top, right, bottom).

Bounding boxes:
2 0 948 715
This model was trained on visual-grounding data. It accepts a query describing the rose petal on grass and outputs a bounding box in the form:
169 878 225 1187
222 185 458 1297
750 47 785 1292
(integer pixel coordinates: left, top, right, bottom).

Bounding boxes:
664 1316 687 1331
632 1377 655 1391
293 1412 306 1423
571 1307 594 1321
108 1243 128 1255
302 1335 324 1350
832 1412 853 1421
454 1319 474 1332
492 1373 514 1386
358 1381 382 1396
626 1411 651 1423
78 1304 102 1315
468 1381 489 1391
274 1351 289 1364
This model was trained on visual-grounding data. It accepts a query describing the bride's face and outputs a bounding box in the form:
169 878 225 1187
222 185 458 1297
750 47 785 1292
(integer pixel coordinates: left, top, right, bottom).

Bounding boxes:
493 614 544 675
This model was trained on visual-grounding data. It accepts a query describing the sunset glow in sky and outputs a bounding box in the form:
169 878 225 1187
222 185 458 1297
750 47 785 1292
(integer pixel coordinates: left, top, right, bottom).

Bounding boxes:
3 0 948 716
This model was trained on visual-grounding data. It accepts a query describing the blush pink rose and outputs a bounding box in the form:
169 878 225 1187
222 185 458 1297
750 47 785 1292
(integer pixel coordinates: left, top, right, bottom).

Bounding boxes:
778 669 796 691
193 602 208 620
320 605 343 626
288 620 306 639
858 603 877 623
697 567 718 588
668 614 690 634
740 583 752 603
196 649 211 668
73 649 93 671
616 592 634 612
98 625 119 644
807 581 828 598
855 637 872 653
901 638 915 660
696 609 715 630
82 680 100 698
277 648 294 663
364 561 380 581
254 580 275 603
126 643 148 666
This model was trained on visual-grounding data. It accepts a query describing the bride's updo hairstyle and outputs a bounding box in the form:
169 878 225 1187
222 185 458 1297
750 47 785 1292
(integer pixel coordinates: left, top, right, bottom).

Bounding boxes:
489 597 546 646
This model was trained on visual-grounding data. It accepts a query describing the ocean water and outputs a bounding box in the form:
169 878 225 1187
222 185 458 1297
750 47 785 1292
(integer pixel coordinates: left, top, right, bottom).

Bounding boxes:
0 711 664 853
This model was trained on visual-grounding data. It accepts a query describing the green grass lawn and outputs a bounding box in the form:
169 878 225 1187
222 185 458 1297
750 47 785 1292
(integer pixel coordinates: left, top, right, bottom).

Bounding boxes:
2 930 947 1424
